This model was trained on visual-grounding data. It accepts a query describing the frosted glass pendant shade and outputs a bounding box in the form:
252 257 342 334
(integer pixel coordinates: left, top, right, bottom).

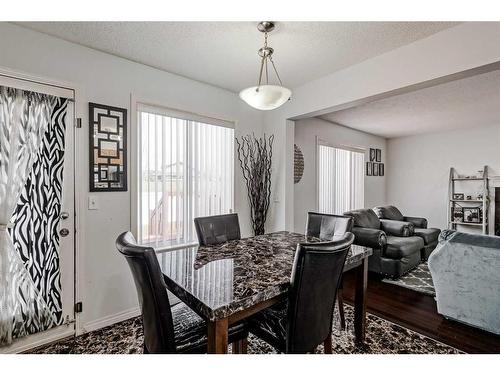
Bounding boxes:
239 85 292 111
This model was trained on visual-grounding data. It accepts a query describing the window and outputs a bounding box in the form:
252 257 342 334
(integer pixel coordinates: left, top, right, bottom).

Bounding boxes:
137 104 234 249
318 143 364 215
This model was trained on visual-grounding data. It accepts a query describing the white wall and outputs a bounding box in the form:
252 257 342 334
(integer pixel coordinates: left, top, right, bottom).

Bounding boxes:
387 124 500 230
0 23 263 334
263 22 500 234
294 118 386 232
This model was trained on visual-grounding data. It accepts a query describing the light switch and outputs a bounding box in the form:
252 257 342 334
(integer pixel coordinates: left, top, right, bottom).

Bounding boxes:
88 196 99 210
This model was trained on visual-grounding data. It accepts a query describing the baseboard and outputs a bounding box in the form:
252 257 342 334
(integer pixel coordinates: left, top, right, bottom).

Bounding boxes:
79 292 180 335
81 306 141 335
0 324 74 354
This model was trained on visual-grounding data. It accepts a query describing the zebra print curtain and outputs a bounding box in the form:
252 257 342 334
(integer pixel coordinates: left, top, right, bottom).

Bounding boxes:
0 86 68 345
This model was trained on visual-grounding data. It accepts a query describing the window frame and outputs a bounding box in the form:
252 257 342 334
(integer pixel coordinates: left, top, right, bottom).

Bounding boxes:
131 98 235 252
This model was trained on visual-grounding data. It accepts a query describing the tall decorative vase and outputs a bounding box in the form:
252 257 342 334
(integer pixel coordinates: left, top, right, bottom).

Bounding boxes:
236 134 274 236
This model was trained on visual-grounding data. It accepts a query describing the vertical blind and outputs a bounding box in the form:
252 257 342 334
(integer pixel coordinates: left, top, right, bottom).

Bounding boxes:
318 144 364 215
137 104 234 248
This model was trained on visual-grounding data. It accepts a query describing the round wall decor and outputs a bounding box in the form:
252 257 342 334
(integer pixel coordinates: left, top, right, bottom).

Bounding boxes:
294 144 304 184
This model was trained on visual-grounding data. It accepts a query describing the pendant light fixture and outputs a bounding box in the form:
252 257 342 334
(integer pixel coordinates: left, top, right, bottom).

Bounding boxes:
239 21 292 111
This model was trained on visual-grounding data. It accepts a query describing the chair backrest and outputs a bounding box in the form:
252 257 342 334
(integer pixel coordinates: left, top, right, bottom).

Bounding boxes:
373 205 404 221
286 233 354 353
306 212 353 240
343 208 381 229
116 232 176 353
194 213 241 246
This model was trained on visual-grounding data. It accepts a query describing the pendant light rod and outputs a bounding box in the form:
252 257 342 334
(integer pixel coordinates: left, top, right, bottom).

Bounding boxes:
239 21 292 111
269 55 283 86
255 22 284 88
257 56 266 88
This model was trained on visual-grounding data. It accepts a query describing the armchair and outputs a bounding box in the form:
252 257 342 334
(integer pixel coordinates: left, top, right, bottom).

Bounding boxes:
344 208 423 278
373 206 440 260
429 230 500 335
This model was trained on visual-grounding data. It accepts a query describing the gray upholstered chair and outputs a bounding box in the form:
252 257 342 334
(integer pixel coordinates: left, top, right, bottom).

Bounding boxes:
373 205 441 260
428 230 500 335
305 212 353 329
343 208 423 278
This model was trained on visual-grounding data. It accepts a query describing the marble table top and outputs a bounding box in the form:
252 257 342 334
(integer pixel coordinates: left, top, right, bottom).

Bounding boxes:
158 231 372 321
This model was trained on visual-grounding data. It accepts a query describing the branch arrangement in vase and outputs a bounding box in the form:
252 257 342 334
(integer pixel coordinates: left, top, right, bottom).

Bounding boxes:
236 134 274 236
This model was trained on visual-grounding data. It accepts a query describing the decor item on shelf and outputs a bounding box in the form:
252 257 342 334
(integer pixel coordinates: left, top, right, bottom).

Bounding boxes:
236 134 274 235
366 162 373 176
452 206 464 222
376 149 382 162
369 148 376 161
293 144 304 184
463 207 481 223
448 166 489 234
89 103 127 192
239 22 291 111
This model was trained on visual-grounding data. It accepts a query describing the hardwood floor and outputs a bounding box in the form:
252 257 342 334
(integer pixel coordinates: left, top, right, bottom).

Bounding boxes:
342 270 500 354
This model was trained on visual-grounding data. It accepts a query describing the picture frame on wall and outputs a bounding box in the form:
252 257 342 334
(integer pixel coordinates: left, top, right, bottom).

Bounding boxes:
373 163 379 176
369 148 376 161
376 149 382 162
379 163 384 176
366 162 373 176
89 102 128 192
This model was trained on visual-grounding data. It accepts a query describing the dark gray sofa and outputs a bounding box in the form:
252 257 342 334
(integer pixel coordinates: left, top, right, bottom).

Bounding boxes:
343 208 424 278
373 205 440 260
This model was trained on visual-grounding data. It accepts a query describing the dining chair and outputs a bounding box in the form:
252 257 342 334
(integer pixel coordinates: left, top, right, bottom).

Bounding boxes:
249 233 354 353
194 213 241 246
305 212 353 330
116 231 248 353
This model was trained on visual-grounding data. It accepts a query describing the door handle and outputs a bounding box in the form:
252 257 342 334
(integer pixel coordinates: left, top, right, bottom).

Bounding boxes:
60 212 70 220
60 228 70 237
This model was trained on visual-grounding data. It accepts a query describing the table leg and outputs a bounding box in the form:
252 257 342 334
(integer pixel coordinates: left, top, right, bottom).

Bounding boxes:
207 318 229 354
354 258 368 344
231 341 241 354
323 334 332 354
231 338 248 354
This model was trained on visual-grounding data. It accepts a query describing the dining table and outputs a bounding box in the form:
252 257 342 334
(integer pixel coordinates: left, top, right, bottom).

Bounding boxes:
158 231 372 353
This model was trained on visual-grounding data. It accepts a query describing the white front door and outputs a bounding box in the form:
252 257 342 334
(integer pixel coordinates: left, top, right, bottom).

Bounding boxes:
0 74 76 353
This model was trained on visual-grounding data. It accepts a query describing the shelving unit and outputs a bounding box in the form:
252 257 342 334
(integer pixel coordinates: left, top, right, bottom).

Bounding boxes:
448 165 489 234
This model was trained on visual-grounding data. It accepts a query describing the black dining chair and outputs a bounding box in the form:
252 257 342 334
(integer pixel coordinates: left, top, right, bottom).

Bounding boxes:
305 212 353 330
249 233 354 353
116 231 248 353
194 213 241 246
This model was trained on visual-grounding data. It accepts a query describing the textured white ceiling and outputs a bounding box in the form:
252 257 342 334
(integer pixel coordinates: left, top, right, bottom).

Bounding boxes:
16 21 459 92
318 69 500 139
